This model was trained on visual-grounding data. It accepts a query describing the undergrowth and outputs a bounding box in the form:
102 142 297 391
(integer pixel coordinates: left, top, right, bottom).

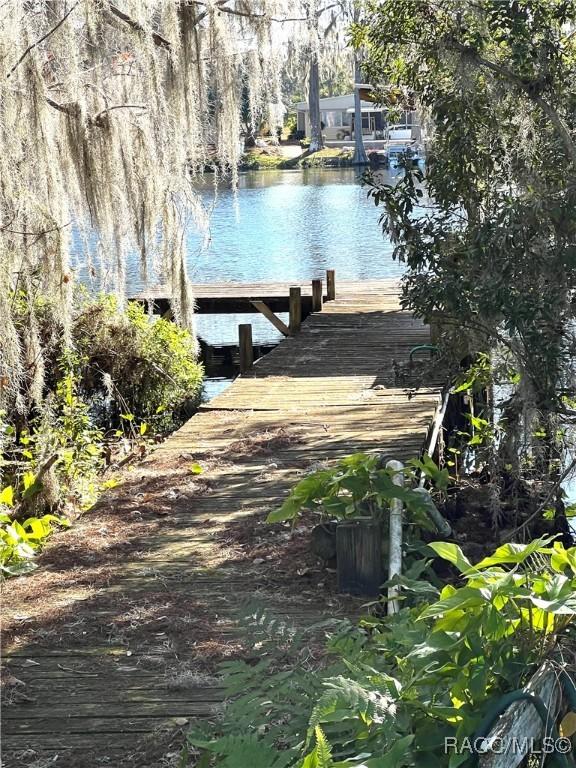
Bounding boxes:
0 291 204 577
186 538 576 767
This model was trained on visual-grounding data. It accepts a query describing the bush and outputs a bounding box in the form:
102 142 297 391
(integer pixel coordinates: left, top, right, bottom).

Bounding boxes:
0 293 203 576
74 297 204 431
187 537 576 767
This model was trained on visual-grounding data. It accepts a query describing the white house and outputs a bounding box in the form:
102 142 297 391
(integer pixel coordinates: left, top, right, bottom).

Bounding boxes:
295 92 420 144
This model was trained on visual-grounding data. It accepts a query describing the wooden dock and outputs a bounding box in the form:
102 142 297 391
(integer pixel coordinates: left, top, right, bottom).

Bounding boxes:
131 279 335 314
2 278 442 768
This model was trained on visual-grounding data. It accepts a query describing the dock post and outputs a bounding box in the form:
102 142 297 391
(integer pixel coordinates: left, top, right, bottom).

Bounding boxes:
289 287 302 334
312 279 323 312
326 269 336 301
238 323 254 374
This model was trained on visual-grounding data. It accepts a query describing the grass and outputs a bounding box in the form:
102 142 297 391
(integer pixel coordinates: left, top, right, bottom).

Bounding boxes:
299 148 354 167
240 147 354 171
240 151 288 170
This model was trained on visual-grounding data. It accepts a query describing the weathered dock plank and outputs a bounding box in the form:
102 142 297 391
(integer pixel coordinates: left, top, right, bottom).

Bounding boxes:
2 278 442 768
131 278 406 314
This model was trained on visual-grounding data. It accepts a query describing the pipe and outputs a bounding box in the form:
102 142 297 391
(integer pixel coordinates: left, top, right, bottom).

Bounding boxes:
412 487 452 536
409 344 439 363
386 460 404 615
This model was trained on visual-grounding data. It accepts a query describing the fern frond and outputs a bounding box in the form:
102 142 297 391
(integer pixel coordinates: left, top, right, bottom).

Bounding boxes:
307 675 396 747
314 726 333 768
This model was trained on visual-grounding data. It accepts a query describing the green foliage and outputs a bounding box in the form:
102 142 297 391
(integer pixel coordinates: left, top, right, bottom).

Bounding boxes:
188 538 576 767
300 727 332 768
267 452 445 530
241 151 288 170
1 364 104 506
452 353 493 395
357 0 576 476
50 368 106 505
0 366 103 576
74 296 203 430
0 291 203 576
0 512 68 577
299 149 353 168
188 606 338 766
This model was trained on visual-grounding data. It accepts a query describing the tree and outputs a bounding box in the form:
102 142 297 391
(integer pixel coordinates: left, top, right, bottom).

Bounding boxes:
356 0 576 478
351 14 368 165
302 1 347 153
0 1 289 415
297 1 368 158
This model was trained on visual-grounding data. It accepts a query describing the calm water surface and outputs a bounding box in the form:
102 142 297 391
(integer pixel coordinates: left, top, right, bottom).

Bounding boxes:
177 168 406 345
185 168 404 286
77 168 412 346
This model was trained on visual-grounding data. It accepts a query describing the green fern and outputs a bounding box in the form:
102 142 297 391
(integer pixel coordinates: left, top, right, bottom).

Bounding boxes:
314 726 333 768
306 675 395 747
191 733 293 768
300 726 334 768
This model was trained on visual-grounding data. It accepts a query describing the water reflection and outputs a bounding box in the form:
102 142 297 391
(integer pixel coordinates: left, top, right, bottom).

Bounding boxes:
113 168 407 292
76 168 417 347
192 169 402 286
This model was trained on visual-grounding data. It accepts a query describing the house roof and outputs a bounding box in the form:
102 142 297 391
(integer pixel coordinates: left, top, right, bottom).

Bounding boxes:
295 93 383 111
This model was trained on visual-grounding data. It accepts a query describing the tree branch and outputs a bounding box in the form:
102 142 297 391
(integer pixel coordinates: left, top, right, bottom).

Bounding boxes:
45 97 79 116
93 104 147 125
449 39 576 167
107 4 171 50
191 0 341 23
7 2 80 79
0 222 71 237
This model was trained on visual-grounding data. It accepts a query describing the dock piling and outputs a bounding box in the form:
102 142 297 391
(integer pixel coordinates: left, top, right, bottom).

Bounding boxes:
289 287 302 334
326 269 336 301
312 279 323 312
238 323 254 373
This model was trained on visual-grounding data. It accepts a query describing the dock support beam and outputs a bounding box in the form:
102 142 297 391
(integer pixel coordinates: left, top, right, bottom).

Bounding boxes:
250 300 290 337
326 269 336 301
239 324 254 374
312 279 323 312
289 287 302 334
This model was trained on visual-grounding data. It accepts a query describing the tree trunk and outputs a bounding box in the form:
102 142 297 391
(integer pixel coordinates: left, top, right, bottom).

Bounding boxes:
308 54 324 153
352 57 368 166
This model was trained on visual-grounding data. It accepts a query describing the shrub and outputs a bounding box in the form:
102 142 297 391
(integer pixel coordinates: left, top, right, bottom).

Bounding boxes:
0 512 69 577
187 537 576 767
0 292 203 576
74 296 204 431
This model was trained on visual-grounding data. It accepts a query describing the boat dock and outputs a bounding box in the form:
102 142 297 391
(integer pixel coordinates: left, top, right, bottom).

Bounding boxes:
2 277 443 767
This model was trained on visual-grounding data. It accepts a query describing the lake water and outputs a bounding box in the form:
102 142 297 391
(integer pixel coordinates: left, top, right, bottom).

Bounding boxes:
186 168 404 286
76 168 410 345
172 168 405 346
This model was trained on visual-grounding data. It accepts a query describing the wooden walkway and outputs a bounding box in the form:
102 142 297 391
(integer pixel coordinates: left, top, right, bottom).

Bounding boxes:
1 279 442 768
132 278 397 314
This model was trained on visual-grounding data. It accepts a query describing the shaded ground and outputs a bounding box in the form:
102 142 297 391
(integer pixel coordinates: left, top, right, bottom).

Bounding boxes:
1 434 360 768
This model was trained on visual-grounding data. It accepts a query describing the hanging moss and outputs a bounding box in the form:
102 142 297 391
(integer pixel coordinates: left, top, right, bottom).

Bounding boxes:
0 0 288 415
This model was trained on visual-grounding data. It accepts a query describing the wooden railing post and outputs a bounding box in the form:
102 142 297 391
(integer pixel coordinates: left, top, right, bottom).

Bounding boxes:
312 279 323 312
326 269 336 301
289 287 302 334
239 323 254 373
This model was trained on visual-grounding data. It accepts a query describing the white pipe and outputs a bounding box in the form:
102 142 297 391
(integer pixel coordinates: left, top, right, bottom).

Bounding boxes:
386 460 404 615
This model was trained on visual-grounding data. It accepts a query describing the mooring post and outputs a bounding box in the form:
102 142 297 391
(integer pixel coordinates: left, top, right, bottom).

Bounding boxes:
312 279 323 312
326 269 336 301
238 323 254 374
386 460 405 615
289 286 302 334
